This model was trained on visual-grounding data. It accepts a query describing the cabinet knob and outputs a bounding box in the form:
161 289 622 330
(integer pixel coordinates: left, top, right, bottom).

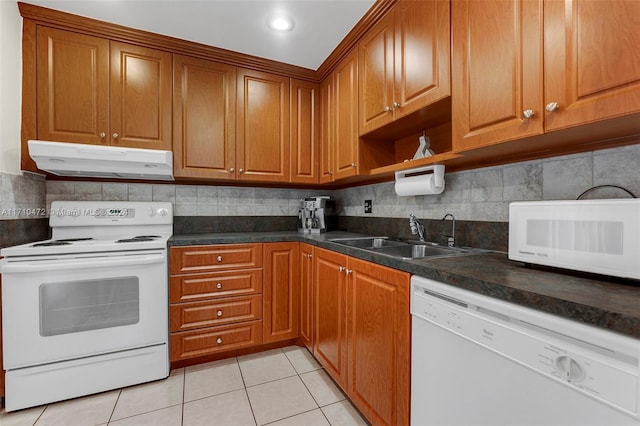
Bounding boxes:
393 102 400 109
216 283 223 289
112 133 119 139
345 269 353 276
239 168 244 174
384 106 392 112
217 310 223 317
545 102 560 112
351 163 357 168
99 132 106 138
339 266 345 272
217 256 223 262
523 110 535 119
216 337 223 344
229 168 235 173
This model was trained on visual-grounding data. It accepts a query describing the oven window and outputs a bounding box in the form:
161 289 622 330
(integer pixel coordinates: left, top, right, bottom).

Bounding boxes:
39 277 140 336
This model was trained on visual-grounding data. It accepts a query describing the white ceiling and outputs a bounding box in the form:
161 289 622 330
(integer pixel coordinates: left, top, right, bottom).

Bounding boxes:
21 0 376 70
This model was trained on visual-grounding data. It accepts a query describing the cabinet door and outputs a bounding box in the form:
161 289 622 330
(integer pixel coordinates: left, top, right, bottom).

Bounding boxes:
36 26 109 145
299 244 314 350
313 247 348 389
451 0 543 152
394 0 451 118
319 77 334 183
543 0 640 132
173 54 236 180
290 79 320 184
347 258 410 426
263 243 299 344
358 12 395 135
110 42 172 150
237 69 290 182
333 49 359 181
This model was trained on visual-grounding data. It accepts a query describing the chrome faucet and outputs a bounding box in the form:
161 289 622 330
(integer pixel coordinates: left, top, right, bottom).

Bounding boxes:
409 214 425 242
442 213 455 247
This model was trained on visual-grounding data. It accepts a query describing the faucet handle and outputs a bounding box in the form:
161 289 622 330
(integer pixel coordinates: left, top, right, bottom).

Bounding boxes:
446 236 455 248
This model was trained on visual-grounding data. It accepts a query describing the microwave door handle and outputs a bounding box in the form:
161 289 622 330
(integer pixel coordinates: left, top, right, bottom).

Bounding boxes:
0 254 165 273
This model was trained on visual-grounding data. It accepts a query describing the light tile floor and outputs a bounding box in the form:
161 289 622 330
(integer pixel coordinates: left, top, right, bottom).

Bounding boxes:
0 346 369 426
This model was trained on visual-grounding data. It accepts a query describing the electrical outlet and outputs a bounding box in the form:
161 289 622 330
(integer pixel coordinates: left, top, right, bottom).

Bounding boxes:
364 200 372 214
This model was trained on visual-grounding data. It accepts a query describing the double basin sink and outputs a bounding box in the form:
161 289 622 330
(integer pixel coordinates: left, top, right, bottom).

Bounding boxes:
329 236 484 260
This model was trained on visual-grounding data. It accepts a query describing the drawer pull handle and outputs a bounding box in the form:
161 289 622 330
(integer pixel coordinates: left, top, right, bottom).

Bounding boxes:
216 337 223 344
217 310 223 317
216 283 223 289
217 256 223 262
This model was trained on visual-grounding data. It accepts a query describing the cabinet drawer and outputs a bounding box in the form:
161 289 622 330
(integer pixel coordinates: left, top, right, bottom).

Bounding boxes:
170 244 263 274
170 295 263 332
170 320 263 362
170 269 262 303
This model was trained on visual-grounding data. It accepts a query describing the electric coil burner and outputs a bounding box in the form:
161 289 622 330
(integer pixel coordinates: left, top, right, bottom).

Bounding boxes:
0 201 173 412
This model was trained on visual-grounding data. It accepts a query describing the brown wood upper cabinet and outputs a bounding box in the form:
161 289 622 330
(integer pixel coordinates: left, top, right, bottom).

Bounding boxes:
358 0 451 135
237 69 290 182
36 26 172 150
452 0 640 153
319 49 359 182
290 80 320 184
173 54 237 180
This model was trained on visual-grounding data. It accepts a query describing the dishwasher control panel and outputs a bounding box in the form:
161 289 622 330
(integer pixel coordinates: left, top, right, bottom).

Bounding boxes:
411 282 640 418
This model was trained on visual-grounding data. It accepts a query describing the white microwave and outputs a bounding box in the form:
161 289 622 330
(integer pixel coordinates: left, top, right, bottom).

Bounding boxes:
509 199 640 279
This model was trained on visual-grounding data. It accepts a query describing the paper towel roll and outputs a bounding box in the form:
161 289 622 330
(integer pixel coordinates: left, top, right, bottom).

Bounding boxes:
394 173 444 196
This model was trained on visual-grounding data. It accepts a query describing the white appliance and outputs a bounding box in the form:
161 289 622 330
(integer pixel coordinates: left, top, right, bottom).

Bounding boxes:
0 201 173 412
410 275 640 426
509 199 640 279
28 140 174 181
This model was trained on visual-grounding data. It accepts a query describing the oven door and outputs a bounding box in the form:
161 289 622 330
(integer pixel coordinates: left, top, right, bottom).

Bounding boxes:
1 250 167 370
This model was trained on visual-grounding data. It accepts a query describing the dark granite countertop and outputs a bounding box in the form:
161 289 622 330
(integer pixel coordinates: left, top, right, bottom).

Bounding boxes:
169 231 640 338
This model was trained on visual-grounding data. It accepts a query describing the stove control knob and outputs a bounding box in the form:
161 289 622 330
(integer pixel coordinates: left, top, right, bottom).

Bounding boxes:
148 208 156 217
159 208 169 217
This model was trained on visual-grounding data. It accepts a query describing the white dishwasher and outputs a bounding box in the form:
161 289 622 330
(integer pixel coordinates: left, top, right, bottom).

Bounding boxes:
410 276 640 426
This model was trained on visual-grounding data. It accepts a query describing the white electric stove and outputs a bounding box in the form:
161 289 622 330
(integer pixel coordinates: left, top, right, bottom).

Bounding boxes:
0 201 173 412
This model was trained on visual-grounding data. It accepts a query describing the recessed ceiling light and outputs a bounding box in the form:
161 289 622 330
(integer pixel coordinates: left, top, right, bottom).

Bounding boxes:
267 14 294 32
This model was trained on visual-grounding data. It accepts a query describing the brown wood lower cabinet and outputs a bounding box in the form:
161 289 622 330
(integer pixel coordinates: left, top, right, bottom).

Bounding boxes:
313 247 349 390
263 242 300 344
170 320 263 361
169 244 264 363
169 242 411 425
347 257 410 426
299 243 314 350
312 246 410 426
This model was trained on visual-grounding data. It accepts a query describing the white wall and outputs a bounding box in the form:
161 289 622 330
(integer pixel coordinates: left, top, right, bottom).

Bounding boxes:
0 0 23 174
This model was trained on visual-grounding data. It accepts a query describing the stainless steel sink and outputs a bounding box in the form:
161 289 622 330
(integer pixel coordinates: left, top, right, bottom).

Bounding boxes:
329 237 484 260
328 237 405 249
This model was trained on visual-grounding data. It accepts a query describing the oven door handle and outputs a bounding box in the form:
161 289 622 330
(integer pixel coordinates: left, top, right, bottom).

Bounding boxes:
0 253 165 273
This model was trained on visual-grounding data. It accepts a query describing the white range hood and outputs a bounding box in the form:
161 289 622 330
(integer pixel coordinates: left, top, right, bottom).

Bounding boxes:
28 140 174 181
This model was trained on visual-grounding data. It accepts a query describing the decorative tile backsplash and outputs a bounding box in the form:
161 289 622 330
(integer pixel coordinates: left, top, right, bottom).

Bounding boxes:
336 143 640 221
1 142 638 226
0 172 46 220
